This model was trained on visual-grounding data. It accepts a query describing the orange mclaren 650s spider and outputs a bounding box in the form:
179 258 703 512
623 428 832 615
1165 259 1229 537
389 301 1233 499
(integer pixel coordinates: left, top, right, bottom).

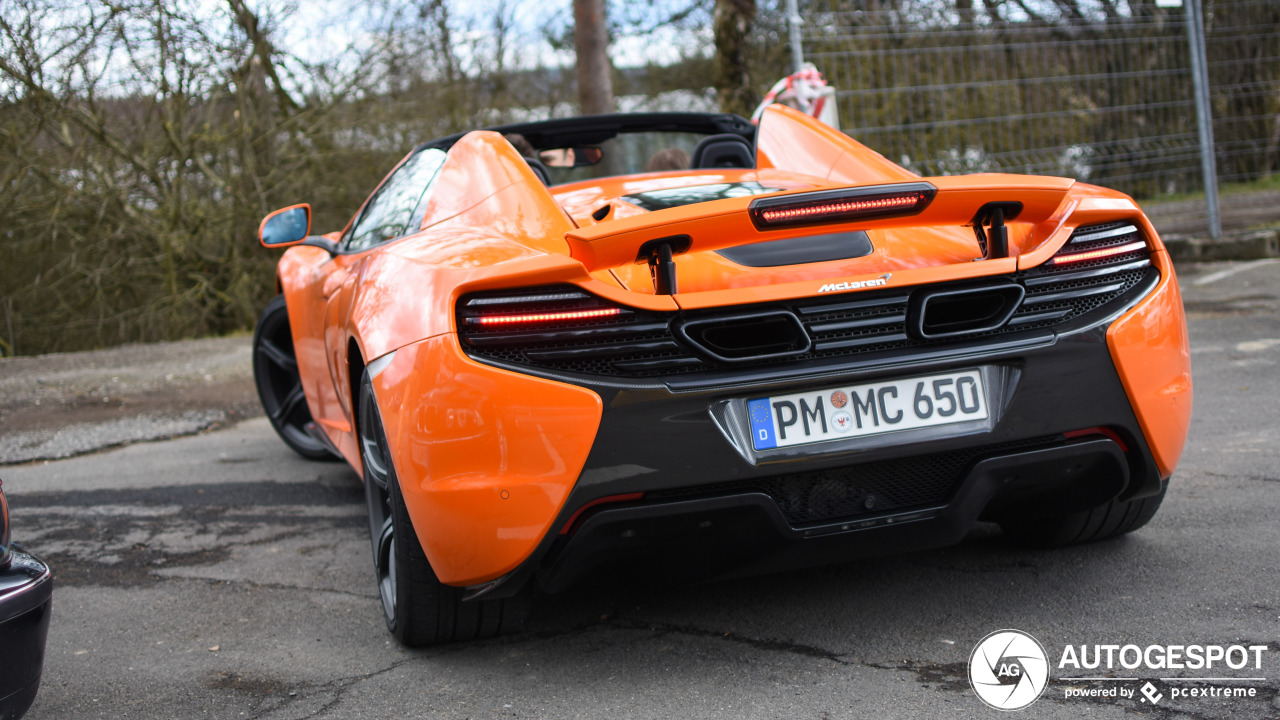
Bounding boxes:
252 106 1191 646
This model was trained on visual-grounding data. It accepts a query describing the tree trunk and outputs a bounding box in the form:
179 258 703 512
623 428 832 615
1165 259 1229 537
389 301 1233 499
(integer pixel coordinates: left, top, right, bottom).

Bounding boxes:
573 0 614 115
714 0 758 117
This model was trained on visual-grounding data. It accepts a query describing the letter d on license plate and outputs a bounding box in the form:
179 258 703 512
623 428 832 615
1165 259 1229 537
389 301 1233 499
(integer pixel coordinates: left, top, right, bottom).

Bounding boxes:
746 369 987 450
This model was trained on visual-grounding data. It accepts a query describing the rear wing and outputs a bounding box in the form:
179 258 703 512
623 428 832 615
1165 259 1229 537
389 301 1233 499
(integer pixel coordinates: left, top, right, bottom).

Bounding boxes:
564 174 1075 291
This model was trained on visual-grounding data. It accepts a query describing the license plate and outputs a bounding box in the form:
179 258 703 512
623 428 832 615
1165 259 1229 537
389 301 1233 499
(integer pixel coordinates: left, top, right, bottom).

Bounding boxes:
747 369 988 450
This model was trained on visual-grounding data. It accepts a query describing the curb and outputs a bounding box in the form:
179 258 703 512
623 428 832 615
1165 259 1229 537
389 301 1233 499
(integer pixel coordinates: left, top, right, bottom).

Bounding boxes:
1162 228 1280 261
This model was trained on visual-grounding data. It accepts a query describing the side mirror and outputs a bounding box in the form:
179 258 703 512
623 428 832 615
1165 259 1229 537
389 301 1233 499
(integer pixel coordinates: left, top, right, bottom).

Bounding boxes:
259 204 311 248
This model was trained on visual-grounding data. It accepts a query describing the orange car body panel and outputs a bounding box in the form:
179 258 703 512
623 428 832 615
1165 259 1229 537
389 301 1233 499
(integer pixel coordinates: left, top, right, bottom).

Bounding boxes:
267 105 1191 586
756 104 919 184
277 242 353 441
1107 249 1193 478
371 335 602 586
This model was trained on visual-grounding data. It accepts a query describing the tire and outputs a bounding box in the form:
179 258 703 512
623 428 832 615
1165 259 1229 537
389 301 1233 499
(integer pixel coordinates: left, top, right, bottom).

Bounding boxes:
357 371 529 646
998 486 1166 548
252 295 339 461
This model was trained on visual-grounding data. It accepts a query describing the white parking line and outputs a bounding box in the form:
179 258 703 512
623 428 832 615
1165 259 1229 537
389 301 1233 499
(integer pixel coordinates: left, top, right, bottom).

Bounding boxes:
1192 258 1280 286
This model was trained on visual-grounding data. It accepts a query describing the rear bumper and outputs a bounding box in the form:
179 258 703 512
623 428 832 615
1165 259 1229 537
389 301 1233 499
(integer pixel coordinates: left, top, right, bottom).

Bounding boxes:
539 437 1136 593
490 326 1163 597
462 271 1183 598
0 547 52 720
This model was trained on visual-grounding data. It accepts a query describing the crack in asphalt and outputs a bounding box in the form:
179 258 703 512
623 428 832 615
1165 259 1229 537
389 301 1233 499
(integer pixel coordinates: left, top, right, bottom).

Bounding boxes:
208 657 416 720
36 545 235 588
867 659 969 689
1203 470 1280 484
500 610 860 667
608 617 853 664
28 521 351 588
167 574 377 601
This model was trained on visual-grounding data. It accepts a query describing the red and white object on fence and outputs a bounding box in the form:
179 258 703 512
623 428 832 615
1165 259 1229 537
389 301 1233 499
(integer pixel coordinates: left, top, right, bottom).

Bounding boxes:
751 63 840 129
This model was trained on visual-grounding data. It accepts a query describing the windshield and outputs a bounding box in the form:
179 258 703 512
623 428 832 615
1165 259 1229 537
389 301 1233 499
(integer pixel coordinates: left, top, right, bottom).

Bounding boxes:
533 131 709 185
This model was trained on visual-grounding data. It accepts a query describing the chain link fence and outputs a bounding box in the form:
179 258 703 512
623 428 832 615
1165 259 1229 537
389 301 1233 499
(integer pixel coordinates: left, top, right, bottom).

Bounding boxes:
800 0 1280 236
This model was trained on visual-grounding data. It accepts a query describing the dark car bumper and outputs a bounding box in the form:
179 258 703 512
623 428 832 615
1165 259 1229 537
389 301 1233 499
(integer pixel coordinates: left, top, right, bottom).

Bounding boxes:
538 435 1143 593
0 547 52 720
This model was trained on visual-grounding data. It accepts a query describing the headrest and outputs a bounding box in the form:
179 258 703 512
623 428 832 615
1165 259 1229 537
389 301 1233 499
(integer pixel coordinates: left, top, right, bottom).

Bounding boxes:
690 134 754 169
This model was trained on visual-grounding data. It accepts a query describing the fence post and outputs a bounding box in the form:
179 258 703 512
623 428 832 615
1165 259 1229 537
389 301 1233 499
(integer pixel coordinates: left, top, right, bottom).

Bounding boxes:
1186 0 1222 240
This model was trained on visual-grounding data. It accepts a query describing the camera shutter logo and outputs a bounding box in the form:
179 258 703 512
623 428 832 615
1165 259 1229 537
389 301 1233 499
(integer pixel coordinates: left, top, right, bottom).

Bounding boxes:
969 629 1050 710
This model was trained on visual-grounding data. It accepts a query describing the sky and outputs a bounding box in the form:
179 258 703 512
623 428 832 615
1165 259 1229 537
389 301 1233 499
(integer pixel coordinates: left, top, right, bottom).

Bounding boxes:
273 0 713 75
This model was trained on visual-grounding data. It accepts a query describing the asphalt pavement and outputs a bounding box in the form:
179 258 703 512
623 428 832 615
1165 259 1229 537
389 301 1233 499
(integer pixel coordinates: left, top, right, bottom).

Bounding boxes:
3 259 1279 719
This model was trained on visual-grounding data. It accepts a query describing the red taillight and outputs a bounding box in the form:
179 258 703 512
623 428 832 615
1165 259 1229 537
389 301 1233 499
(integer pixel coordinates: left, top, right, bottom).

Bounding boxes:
1064 427 1129 452
467 307 623 326
558 493 645 535
1050 240 1147 266
748 182 936 229
759 193 922 223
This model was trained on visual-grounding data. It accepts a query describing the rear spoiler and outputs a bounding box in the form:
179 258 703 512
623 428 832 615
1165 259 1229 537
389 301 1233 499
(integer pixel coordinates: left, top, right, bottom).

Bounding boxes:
564 174 1075 290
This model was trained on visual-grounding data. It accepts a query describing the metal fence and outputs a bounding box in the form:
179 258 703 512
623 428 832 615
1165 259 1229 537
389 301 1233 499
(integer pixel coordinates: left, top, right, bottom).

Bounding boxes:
800 0 1280 235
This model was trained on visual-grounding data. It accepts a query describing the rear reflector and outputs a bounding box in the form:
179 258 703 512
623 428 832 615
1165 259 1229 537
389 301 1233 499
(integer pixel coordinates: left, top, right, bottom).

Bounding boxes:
559 492 645 534
748 182 936 229
1050 240 1147 265
467 307 623 326
1064 427 1129 452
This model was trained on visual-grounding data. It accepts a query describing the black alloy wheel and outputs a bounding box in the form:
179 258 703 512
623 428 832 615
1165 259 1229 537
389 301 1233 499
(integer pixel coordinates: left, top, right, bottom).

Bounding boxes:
357 370 531 646
359 371 399 627
252 295 338 461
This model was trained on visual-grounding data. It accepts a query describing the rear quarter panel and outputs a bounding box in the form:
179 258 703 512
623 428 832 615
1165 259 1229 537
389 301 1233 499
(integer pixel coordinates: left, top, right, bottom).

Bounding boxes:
371 335 603 586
